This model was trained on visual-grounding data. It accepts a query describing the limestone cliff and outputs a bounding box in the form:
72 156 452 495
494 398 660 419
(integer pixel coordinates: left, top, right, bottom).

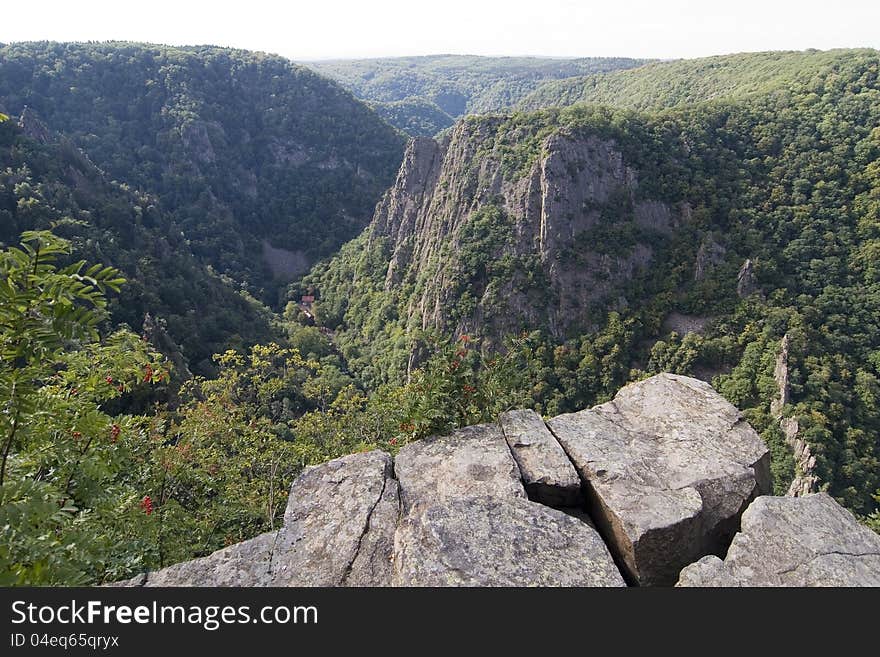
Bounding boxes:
110 374 880 588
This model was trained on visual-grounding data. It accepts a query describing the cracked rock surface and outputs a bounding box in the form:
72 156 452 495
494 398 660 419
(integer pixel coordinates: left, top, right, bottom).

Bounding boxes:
270 450 396 586
394 423 526 512
499 409 582 507
677 493 880 586
393 496 625 586
547 373 771 586
109 374 873 588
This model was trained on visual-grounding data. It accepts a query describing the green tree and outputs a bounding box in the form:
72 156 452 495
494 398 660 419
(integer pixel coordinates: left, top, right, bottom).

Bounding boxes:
0 231 166 584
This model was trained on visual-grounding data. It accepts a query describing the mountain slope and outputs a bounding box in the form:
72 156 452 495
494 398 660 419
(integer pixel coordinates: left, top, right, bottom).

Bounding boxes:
308 55 649 135
521 48 879 111
0 41 406 302
301 49 880 514
0 114 275 373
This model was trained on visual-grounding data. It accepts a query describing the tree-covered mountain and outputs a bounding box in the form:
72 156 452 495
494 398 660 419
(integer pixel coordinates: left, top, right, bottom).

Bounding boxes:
299 48 880 516
307 55 649 136
520 49 876 111
0 42 406 303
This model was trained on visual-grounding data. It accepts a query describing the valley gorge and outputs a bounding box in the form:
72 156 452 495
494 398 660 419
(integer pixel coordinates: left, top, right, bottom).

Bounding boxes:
1 43 879 588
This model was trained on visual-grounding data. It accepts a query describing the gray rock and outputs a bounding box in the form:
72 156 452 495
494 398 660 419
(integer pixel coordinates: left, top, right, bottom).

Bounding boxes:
119 531 277 587
394 423 526 512
342 479 400 587
693 234 726 281
547 373 770 586
392 497 625 586
499 409 581 506
736 258 758 297
677 494 880 587
270 450 394 586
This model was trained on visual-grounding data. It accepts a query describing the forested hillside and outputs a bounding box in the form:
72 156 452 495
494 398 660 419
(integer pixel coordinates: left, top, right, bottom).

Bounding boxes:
301 48 880 517
0 117 275 372
0 42 406 301
308 55 648 135
521 49 876 111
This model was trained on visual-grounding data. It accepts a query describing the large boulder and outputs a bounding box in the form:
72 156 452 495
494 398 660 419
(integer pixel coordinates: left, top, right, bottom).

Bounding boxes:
109 531 277 587
677 494 880 586
499 409 582 507
547 373 771 586
393 496 625 586
394 423 526 511
110 374 806 588
270 450 397 586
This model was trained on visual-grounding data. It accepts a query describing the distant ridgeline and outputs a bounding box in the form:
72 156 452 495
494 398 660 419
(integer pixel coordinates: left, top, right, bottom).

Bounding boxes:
301 48 880 515
0 41 406 370
307 55 649 136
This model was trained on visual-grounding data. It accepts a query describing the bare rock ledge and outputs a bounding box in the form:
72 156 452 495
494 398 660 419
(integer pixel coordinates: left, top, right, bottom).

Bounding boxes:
109 374 875 588
547 374 771 586
677 493 880 587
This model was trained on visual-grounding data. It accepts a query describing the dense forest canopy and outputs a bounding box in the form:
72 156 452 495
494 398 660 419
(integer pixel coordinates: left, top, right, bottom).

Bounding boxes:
0 41 407 369
308 54 649 135
520 48 879 111
0 118 275 372
0 41 406 301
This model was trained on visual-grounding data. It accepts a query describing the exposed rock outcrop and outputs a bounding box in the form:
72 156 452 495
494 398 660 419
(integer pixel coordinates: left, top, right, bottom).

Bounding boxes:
270 450 397 586
547 374 771 586
110 374 872 588
785 426 820 497
133 532 277 587
677 494 880 586
17 106 52 144
499 409 581 507
365 123 688 345
693 234 726 281
393 497 624 586
770 334 820 497
736 258 758 298
394 423 526 512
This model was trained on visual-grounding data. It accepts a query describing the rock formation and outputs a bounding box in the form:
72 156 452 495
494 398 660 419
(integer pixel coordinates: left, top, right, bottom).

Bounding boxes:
693 234 726 281
547 374 770 586
770 333 819 496
111 374 876 588
17 106 52 144
365 122 688 344
736 258 758 297
677 494 880 586
499 409 582 507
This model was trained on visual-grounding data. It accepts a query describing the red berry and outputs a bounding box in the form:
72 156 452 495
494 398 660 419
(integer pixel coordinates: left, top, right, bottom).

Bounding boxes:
140 496 153 515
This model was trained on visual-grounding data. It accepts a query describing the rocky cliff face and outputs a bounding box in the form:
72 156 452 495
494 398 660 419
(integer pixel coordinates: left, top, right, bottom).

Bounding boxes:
771 334 820 497
110 374 880 587
344 118 688 345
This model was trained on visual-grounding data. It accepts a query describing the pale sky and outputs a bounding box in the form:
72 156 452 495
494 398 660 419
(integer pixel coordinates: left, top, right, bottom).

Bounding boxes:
2 0 878 61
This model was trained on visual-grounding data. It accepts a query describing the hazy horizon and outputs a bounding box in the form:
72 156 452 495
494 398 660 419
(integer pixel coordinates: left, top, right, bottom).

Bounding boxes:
2 0 879 61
